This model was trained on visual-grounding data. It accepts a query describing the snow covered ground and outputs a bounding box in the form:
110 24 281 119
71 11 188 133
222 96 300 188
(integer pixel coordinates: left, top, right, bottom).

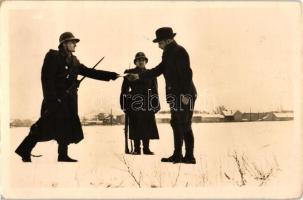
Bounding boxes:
5 121 302 198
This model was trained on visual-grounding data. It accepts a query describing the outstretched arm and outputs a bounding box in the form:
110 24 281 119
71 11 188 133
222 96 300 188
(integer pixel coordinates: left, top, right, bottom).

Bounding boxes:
126 62 164 81
79 64 118 81
139 62 164 80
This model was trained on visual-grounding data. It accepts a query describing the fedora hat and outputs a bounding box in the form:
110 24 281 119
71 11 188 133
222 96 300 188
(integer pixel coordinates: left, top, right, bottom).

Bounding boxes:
59 32 80 45
152 27 176 43
134 52 148 64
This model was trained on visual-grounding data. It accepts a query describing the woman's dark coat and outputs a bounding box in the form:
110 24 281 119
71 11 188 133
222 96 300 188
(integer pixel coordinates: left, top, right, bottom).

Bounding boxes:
34 49 117 144
120 67 160 140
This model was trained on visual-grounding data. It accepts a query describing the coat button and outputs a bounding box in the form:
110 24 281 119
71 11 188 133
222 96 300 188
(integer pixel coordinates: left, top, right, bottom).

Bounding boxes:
65 66 68 70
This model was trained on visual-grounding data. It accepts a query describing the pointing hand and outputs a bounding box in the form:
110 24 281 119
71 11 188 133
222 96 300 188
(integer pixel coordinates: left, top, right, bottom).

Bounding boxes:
125 73 139 81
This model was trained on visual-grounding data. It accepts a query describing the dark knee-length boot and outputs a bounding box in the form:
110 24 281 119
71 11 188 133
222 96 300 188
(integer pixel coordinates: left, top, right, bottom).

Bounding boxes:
58 143 77 162
143 139 154 155
132 139 141 155
183 129 196 164
15 132 38 162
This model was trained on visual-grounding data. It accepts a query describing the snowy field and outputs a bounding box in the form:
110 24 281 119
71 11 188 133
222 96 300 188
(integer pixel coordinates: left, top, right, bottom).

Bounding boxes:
7 121 299 191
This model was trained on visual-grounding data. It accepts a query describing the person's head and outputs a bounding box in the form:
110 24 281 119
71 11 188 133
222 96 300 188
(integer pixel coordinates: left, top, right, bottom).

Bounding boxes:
134 52 148 68
153 27 176 50
158 39 174 50
58 32 80 53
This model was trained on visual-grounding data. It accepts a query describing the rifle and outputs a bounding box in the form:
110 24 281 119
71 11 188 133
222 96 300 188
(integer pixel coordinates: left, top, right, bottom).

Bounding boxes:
31 57 105 132
67 56 105 94
124 114 130 154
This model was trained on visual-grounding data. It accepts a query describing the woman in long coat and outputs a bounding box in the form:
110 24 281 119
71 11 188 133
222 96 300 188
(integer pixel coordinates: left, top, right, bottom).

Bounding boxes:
120 52 160 155
15 32 119 162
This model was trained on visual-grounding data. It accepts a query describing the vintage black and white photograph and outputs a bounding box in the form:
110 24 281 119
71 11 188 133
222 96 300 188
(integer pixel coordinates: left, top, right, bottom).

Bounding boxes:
0 1 302 199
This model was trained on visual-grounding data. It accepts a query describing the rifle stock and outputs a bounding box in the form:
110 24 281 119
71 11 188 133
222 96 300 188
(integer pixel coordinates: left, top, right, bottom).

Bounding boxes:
124 114 130 154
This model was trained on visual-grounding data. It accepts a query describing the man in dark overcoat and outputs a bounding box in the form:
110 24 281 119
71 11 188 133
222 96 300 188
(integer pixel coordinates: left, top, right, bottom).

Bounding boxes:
120 52 160 155
127 27 197 164
15 32 119 162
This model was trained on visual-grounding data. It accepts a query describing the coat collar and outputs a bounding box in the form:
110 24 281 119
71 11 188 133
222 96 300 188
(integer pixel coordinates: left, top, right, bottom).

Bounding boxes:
164 40 178 52
59 48 74 66
135 66 146 72
59 48 72 58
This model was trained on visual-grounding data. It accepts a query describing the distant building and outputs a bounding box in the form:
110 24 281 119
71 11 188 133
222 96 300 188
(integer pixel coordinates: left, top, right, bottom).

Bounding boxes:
273 112 294 121
156 113 171 123
97 113 106 121
199 113 224 122
192 114 202 123
242 112 266 121
158 110 170 114
82 112 122 125
263 112 294 121
222 110 242 122
156 112 224 123
82 120 103 126
10 119 33 127
261 112 274 121
103 115 118 125
116 114 125 124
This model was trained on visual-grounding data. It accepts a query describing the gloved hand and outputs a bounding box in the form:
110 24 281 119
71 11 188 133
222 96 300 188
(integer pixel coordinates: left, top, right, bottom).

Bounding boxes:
110 72 120 80
125 73 139 81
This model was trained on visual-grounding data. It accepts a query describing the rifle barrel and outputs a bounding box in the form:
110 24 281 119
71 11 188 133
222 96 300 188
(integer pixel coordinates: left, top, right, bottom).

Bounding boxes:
78 56 105 83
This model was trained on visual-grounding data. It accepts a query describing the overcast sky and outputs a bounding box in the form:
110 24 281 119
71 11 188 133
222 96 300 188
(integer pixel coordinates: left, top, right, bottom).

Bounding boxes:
5 1 301 119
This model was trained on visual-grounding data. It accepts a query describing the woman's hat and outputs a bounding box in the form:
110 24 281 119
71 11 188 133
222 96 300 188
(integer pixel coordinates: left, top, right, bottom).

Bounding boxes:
134 52 148 64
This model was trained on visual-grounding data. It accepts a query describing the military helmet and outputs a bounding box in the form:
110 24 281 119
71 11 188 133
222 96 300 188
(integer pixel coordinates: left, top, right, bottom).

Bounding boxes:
59 32 80 45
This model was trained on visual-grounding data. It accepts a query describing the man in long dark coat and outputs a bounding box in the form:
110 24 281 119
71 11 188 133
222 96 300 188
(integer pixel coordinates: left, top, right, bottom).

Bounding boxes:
120 52 160 155
15 32 119 162
127 27 197 164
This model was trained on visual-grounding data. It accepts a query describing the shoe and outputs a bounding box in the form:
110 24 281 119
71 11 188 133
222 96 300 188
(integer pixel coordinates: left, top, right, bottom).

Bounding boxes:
161 155 182 163
15 149 31 162
143 149 154 155
182 156 196 164
22 156 32 162
58 155 78 162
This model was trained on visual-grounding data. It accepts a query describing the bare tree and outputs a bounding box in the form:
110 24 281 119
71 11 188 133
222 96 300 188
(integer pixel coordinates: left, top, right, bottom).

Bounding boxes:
172 164 182 187
214 105 227 114
116 154 142 188
225 151 279 187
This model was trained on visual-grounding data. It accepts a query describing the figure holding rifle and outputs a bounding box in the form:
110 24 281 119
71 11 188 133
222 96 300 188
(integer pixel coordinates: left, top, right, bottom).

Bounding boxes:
15 32 119 162
120 52 160 155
